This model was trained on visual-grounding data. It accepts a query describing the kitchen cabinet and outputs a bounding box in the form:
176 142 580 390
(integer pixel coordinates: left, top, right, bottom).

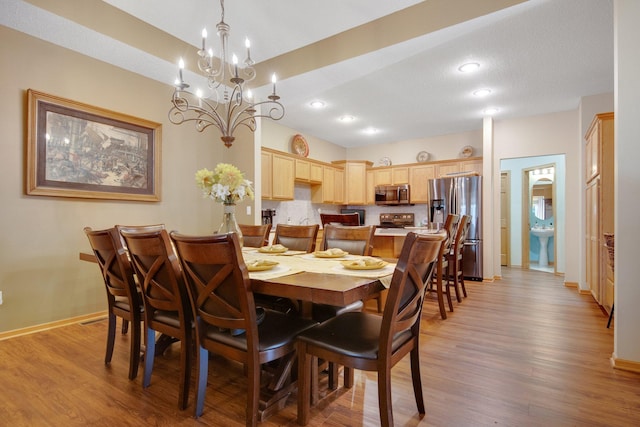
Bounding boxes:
334 169 345 204
261 151 273 199
584 112 614 313
334 160 372 205
392 167 409 184
460 159 483 175
271 153 295 200
373 168 392 186
436 163 460 177
409 164 435 203
294 159 311 182
312 165 343 204
366 170 375 205
295 158 323 183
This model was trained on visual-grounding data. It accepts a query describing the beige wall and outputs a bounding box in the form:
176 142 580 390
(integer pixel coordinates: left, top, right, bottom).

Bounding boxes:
346 129 483 165
261 120 347 163
492 110 580 284
0 26 236 333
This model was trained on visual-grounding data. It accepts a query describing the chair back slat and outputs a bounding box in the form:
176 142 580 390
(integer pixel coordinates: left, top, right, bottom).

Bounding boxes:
238 223 272 247
274 224 319 252
320 213 360 227
84 227 139 303
171 233 254 334
120 229 191 323
321 224 376 256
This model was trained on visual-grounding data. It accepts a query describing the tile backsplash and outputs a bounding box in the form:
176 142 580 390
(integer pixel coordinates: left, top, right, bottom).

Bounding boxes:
262 183 429 227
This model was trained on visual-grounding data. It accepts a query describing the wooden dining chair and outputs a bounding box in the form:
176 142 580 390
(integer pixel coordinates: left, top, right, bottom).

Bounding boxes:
447 214 471 301
169 231 317 425
273 224 319 252
296 231 445 427
119 228 194 410
115 223 166 250
238 223 271 247
319 212 360 227
428 213 459 319
83 227 143 380
313 224 376 322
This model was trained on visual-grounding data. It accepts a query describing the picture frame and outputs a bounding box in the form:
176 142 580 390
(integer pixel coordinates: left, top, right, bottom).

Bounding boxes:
26 89 161 201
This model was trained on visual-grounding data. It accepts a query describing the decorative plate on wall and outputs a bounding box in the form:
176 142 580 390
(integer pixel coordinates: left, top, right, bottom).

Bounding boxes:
460 145 474 158
379 157 392 166
416 151 430 162
291 134 309 157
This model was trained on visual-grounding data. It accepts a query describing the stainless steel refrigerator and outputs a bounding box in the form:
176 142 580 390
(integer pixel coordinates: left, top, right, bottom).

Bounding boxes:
428 175 483 281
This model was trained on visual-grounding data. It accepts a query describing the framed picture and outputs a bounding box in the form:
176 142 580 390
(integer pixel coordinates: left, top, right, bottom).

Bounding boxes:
26 89 161 201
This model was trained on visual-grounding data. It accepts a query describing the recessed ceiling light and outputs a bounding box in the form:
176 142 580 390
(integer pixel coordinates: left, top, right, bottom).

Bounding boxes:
309 100 326 108
458 62 480 73
338 115 355 123
473 88 491 97
363 127 379 135
483 107 499 115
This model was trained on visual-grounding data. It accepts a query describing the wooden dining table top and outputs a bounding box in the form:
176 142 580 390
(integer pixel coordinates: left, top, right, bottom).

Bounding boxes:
80 248 392 310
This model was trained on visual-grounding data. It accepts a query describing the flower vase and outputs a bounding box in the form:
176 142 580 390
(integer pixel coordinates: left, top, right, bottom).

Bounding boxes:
218 203 243 247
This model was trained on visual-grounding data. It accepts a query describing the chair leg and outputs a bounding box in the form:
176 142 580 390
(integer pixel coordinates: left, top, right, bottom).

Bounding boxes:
311 356 319 406
328 361 338 390
178 335 192 410
105 313 116 365
297 342 312 426
121 319 129 334
194 346 208 417
128 318 141 380
432 274 447 319
460 274 468 298
410 346 425 415
344 367 354 389
247 358 260 427
377 366 393 427
143 327 155 388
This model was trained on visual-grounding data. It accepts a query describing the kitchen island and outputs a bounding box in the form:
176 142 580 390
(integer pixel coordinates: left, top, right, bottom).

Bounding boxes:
372 227 433 258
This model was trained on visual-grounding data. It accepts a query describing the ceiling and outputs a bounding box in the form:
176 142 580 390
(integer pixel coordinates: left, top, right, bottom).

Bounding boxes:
2 0 614 148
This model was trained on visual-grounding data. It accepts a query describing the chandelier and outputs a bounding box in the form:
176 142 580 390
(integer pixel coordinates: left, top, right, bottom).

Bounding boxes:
168 0 285 148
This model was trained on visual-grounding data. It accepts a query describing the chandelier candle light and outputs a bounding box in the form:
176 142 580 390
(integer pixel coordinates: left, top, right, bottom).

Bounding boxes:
169 0 285 147
195 163 254 245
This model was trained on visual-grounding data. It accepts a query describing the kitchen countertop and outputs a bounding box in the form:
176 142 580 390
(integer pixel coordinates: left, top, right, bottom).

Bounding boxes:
374 227 434 236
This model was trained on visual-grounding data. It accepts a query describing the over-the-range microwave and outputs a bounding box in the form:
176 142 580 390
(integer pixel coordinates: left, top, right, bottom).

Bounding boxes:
375 184 411 205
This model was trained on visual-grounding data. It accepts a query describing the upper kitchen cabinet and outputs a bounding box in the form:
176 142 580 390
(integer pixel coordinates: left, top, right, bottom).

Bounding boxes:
460 159 483 175
295 158 323 183
334 160 372 205
334 168 345 204
436 162 460 177
392 167 409 184
409 164 435 203
371 166 409 186
585 112 613 183
271 151 295 200
261 150 273 199
373 168 392 186
311 165 345 204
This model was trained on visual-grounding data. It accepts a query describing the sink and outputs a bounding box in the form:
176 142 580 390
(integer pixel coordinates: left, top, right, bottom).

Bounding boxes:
531 228 554 266
531 228 554 238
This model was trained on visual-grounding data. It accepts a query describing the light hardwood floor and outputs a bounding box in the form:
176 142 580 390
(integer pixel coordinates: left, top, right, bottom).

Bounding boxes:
0 267 638 426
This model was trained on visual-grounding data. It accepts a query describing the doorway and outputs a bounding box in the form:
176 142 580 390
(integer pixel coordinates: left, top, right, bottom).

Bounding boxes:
522 163 556 274
500 172 510 266
500 154 565 274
